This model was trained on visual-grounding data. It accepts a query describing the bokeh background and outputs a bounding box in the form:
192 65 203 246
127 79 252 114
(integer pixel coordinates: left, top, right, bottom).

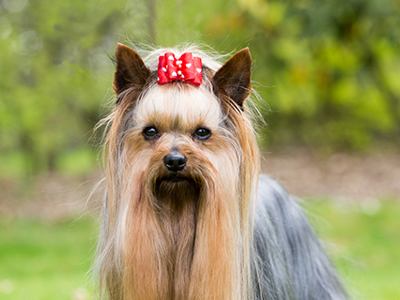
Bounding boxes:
1 0 400 299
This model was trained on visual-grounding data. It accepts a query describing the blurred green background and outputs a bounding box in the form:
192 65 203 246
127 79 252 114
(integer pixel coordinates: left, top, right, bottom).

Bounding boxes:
2 0 400 175
1 0 400 299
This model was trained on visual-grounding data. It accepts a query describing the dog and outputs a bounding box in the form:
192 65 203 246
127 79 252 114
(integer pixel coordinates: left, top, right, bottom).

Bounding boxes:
94 43 350 300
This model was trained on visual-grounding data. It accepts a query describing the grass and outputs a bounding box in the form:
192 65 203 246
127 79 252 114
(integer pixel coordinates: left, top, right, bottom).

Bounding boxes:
0 217 98 300
305 200 400 300
0 200 399 299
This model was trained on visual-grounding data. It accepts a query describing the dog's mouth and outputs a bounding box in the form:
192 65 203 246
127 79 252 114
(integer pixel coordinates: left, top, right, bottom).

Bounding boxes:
160 173 189 183
155 174 196 190
153 173 201 203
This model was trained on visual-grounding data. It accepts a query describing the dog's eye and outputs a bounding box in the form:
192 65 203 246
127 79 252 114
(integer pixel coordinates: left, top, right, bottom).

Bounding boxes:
194 127 211 140
142 126 158 140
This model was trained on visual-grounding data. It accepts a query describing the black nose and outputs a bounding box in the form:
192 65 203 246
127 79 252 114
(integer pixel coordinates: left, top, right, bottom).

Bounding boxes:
163 153 187 172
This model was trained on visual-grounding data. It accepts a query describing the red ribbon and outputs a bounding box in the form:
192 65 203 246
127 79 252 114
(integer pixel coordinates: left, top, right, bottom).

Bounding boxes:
157 52 202 86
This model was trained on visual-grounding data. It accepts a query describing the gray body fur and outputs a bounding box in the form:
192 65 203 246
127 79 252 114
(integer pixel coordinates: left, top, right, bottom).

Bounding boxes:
253 175 349 300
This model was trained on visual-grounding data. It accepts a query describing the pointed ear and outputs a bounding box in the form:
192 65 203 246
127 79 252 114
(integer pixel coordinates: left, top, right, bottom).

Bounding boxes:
211 48 252 108
113 43 151 96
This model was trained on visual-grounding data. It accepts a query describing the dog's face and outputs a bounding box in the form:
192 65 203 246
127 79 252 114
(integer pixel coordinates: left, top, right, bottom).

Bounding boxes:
124 83 237 202
112 44 254 203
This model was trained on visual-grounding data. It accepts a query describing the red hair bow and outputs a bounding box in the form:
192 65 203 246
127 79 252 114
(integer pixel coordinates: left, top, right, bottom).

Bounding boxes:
157 52 202 86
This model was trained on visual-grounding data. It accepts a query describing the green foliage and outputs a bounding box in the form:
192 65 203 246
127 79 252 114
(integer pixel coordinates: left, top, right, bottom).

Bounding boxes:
57 148 98 176
1 0 400 175
0 0 150 174
238 0 400 150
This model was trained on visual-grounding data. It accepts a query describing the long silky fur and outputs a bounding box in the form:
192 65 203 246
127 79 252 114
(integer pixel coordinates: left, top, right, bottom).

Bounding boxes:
94 45 349 300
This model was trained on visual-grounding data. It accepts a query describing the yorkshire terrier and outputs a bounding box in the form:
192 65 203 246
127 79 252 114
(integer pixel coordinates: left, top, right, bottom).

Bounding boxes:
95 43 349 300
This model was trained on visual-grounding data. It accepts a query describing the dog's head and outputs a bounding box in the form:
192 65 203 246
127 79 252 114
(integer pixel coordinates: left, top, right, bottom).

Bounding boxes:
107 44 258 205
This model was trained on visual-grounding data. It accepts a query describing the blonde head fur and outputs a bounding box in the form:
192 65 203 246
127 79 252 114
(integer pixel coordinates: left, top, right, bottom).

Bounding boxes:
96 44 260 300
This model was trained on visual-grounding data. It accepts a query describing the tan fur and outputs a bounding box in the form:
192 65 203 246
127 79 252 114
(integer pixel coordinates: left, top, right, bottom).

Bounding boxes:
97 47 259 300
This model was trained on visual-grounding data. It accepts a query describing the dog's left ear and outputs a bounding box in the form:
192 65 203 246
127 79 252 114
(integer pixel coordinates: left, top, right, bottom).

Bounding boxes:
212 48 252 108
113 43 151 98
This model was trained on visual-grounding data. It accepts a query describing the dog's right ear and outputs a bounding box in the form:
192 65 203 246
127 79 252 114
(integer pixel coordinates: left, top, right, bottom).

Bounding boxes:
113 43 151 100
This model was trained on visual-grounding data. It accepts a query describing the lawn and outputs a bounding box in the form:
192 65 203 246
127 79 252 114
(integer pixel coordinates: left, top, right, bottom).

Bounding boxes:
0 200 399 300
306 200 400 300
0 217 98 300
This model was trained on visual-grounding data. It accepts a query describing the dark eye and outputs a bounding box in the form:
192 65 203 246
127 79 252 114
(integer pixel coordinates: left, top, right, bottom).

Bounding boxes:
142 126 158 140
194 127 211 140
